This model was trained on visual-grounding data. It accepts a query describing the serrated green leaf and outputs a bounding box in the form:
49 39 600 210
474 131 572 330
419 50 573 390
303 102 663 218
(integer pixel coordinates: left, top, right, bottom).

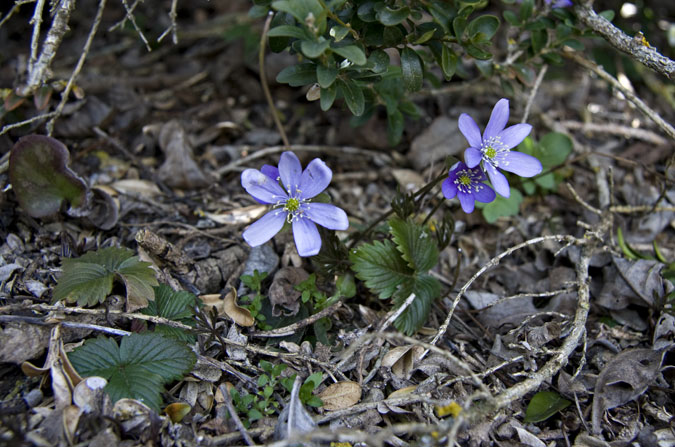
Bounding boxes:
277 63 317 86
301 38 330 58
52 247 158 310
141 285 198 343
393 274 440 335
332 45 367 65
68 333 196 412
400 47 423 92
350 240 413 299
339 79 365 116
523 391 571 423
481 188 524 223
389 218 439 272
9 135 89 218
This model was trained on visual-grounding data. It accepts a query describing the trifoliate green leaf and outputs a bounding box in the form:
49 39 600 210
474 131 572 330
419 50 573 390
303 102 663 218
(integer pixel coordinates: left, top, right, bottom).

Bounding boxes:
141 285 199 343
393 274 441 335
68 333 196 412
389 218 439 272
350 240 412 299
52 247 158 310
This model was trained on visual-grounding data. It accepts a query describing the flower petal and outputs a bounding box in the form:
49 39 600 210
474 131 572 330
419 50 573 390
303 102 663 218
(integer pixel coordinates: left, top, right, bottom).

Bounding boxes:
458 192 475 213
486 164 510 198
242 210 286 247
261 165 280 180
304 203 349 230
441 177 457 199
292 218 321 257
465 148 483 168
498 123 532 149
241 169 287 204
458 114 483 148
279 151 303 194
473 183 496 203
298 158 332 199
483 98 510 140
502 151 543 177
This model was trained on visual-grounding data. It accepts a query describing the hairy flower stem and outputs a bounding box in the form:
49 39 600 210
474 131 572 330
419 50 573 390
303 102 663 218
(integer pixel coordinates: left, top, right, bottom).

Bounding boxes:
347 170 448 250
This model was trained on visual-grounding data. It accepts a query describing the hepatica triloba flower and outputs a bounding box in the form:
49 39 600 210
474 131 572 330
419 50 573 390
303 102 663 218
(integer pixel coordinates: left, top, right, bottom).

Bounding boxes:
241 151 348 257
442 161 496 213
460 98 542 198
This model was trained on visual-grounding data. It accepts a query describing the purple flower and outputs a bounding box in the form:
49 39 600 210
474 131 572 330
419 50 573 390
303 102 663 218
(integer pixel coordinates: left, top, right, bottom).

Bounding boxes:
547 0 572 7
442 162 496 213
459 98 542 198
241 151 349 257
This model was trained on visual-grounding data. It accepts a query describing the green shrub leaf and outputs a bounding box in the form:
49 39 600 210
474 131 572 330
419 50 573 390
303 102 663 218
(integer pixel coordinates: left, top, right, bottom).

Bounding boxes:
68 333 196 412
350 240 412 299
339 79 365 116
277 63 317 86
523 391 571 423
317 64 338 88
376 5 410 26
52 247 158 310
389 218 439 272
467 15 500 41
332 45 367 65
400 47 423 92
9 135 90 218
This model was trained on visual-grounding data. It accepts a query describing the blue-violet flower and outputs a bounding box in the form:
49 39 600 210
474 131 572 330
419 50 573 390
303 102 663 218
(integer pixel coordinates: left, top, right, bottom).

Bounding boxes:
241 151 349 257
442 161 496 213
459 98 542 198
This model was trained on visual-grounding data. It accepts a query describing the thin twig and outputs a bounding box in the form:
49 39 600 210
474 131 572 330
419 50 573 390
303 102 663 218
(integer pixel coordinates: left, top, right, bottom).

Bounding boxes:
47 0 107 135
567 52 675 140
0 111 58 137
19 0 76 97
522 64 547 124
0 1 34 31
259 11 290 147
249 301 343 338
574 1 675 80
117 0 151 51
377 293 416 333
560 120 669 146
27 0 46 69
157 0 179 44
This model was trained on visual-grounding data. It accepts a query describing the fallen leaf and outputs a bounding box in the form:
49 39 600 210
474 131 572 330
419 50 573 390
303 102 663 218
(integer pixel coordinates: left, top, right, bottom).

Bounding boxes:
204 205 267 226
318 381 362 411
381 345 423 379
268 267 309 316
157 120 209 189
222 287 255 327
165 402 191 423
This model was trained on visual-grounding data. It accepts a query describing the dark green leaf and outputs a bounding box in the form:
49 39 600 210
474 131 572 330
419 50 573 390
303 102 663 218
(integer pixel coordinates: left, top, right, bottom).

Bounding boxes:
316 64 338 88
561 39 584 51
339 79 365 116
452 16 466 39
357 2 377 22
320 84 337 111
332 45 367 65
531 29 548 53
523 391 571 423
389 218 439 272
441 45 458 79
387 109 404 146
383 26 404 46
276 63 317 86
9 135 89 218
464 43 492 60
413 29 436 45
301 39 330 58
267 25 310 39
350 240 412 299
519 0 533 22
467 15 500 41
329 25 350 42
503 10 520 26
400 47 423 92
367 49 390 73
272 0 323 26
141 285 199 343
68 333 196 412
376 5 410 26
393 274 441 335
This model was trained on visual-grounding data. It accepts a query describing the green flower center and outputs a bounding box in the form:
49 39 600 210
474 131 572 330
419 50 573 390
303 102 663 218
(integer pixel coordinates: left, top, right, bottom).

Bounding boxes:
284 197 300 212
485 146 497 159
459 174 472 186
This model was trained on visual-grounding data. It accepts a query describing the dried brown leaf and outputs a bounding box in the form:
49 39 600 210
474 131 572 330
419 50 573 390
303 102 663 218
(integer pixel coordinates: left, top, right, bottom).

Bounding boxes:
318 381 362 411
222 287 255 327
